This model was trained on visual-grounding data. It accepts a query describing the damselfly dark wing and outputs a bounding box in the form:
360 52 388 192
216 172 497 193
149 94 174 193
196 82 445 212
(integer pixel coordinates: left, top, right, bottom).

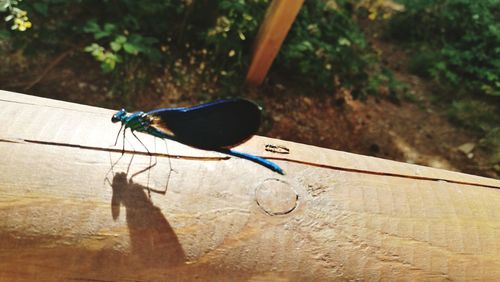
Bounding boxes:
147 98 261 149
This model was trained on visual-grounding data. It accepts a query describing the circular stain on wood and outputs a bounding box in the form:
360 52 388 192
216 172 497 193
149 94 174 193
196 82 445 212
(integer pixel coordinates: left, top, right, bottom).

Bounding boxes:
255 178 298 216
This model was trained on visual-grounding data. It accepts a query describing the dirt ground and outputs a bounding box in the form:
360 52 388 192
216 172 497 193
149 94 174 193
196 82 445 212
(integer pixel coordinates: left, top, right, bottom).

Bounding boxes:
262 37 497 178
1 38 497 179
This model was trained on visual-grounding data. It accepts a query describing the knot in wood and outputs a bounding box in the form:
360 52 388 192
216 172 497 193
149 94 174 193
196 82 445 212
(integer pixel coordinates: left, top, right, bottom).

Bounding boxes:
255 178 298 216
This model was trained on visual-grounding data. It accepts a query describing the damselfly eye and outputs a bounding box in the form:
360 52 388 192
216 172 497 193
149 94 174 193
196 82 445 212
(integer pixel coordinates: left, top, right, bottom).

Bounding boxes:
111 109 126 123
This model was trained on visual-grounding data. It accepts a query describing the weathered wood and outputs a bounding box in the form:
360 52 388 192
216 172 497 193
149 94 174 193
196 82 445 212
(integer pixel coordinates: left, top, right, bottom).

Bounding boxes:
246 0 304 86
0 90 499 281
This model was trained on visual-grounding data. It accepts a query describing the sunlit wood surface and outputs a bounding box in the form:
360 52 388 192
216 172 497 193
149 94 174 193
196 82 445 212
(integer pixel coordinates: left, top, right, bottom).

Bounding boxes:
0 90 499 281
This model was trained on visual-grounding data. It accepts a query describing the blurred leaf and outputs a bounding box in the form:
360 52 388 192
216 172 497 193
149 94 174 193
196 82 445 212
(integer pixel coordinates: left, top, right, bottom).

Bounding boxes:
123 43 138 54
0 29 10 39
103 23 116 32
33 2 48 16
83 20 100 33
115 35 127 44
110 41 121 51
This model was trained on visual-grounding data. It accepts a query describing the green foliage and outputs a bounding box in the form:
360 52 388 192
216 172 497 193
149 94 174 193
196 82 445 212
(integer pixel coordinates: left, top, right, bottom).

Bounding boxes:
408 50 440 78
389 0 500 97
448 98 500 165
389 0 500 164
277 0 374 96
82 20 159 72
448 99 500 132
84 43 121 72
195 0 270 91
389 0 500 167
480 127 500 165
2 0 391 97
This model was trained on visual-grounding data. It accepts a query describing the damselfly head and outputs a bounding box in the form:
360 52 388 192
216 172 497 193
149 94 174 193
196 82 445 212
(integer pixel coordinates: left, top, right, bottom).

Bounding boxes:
111 109 127 123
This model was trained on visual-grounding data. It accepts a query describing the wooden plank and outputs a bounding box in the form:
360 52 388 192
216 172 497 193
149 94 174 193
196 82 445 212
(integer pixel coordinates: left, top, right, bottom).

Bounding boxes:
0 90 499 281
245 0 304 86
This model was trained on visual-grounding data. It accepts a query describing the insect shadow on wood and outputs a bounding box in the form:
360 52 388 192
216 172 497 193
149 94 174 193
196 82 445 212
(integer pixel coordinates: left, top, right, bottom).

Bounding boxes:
108 171 186 267
104 137 174 198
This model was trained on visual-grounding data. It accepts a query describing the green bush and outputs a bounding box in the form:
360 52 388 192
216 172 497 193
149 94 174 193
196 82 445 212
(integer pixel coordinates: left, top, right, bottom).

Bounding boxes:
449 99 500 132
194 0 270 92
2 0 391 97
276 0 380 97
480 127 500 165
449 98 500 166
389 0 500 166
389 0 500 97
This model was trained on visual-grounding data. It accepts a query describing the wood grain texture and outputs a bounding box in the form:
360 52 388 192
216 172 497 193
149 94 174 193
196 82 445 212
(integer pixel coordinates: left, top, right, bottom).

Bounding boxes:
245 0 304 86
0 90 499 281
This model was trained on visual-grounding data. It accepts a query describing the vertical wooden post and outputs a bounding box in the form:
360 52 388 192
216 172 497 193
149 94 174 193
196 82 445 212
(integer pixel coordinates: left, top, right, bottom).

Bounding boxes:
245 0 304 86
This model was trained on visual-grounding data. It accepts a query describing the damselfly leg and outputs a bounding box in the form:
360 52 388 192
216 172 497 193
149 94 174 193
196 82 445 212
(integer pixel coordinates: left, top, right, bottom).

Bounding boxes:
105 133 135 184
129 133 156 197
113 124 124 147
129 137 175 195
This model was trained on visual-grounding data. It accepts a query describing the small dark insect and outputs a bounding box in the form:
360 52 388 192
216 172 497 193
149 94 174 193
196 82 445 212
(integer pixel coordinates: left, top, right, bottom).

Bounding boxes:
265 144 290 154
111 98 284 174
